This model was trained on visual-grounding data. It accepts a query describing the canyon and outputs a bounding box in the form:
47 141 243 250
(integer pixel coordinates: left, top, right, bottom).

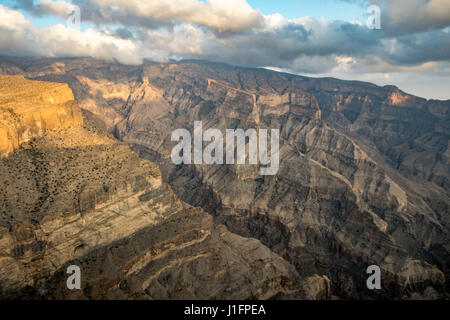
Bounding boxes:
0 56 448 299
0 73 314 299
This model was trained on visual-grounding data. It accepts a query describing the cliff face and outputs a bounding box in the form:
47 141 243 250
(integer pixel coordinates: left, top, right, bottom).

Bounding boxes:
293 78 450 191
0 75 314 299
0 75 83 157
1 57 449 299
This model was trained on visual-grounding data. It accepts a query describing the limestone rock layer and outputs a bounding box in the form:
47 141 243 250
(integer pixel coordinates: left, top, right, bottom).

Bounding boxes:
0 75 309 300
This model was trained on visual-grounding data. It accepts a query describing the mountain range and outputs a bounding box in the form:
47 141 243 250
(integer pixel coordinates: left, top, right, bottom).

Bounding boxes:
0 56 448 299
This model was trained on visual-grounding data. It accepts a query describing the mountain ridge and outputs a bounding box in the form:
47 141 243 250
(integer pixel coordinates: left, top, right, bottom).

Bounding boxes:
2 55 449 102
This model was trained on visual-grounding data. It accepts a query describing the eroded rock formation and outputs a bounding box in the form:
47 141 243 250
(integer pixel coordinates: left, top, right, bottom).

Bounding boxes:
0 75 82 157
0 74 314 300
1 57 449 299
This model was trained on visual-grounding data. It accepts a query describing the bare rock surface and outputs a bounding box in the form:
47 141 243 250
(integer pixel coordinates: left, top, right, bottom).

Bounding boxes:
0 75 307 299
0 75 82 157
1 57 449 299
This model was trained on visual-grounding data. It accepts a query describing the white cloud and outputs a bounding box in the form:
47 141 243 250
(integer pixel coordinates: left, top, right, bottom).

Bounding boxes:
39 25 143 64
31 0 265 33
0 5 40 56
0 5 142 64
37 0 73 16
340 0 450 34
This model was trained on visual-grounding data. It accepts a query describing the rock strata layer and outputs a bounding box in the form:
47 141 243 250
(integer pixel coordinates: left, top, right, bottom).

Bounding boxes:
0 75 315 299
0 75 82 157
1 57 449 299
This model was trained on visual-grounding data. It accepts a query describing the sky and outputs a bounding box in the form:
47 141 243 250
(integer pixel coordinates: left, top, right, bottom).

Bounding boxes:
247 0 365 20
0 0 449 100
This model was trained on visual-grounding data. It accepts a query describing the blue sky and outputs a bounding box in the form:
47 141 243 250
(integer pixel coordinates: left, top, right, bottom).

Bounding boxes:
248 0 365 21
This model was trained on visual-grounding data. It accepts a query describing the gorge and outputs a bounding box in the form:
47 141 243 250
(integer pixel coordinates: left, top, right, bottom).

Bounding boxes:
0 56 448 300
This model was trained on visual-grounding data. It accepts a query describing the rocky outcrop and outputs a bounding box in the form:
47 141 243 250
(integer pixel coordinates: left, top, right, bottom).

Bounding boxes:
0 75 82 157
0 75 311 300
1 57 449 300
